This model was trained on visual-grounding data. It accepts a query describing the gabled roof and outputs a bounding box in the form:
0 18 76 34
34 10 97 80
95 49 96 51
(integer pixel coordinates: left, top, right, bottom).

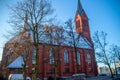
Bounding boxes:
7 56 24 68
77 0 84 16
37 26 92 49
12 23 92 49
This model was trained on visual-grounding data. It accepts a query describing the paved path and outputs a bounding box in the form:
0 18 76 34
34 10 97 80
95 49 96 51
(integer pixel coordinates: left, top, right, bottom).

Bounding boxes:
86 76 112 80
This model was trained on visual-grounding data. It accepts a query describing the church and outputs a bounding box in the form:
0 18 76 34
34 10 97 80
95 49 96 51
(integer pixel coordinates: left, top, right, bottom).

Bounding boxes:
0 0 98 79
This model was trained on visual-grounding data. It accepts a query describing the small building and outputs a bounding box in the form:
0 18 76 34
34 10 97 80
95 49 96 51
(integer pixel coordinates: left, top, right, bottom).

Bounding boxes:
98 67 110 75
98 66 115 75
7 56 24 74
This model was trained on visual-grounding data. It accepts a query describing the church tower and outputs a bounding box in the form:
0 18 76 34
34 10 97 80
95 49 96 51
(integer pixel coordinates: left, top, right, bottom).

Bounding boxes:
74 0 91 42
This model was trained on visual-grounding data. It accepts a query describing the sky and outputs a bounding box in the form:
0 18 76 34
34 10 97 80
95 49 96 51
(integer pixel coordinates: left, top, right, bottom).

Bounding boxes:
0 0 120 64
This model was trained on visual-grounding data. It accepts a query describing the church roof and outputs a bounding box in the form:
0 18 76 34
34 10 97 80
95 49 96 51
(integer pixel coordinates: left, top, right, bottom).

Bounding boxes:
32 25 93 49
8 24 92 50
7 56 24 68
77 0 84 16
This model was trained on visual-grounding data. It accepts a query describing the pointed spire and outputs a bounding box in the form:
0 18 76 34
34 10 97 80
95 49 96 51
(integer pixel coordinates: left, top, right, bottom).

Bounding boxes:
77 0 84 16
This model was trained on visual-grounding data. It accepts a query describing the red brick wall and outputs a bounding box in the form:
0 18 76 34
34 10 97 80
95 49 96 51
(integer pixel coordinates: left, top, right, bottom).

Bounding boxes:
1 41 97 79
26 44 97 78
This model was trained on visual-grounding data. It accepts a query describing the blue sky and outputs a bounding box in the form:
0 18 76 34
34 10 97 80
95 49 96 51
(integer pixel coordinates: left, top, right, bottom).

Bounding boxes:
0 0 120 62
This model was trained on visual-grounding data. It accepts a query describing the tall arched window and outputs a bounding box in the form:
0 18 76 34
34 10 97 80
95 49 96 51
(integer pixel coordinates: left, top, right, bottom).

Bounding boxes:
32 47 36 64
76 20 80 28
87 53 91 61
49 48 54 64
77 51 80 65
64 50 69 64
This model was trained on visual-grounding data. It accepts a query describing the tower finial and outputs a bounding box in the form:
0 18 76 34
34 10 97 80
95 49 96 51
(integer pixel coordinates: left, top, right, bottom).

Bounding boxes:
77 0 84 15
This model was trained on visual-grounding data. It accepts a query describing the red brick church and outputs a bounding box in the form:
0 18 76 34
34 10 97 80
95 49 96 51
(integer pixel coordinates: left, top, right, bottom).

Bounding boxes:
0 0 98 79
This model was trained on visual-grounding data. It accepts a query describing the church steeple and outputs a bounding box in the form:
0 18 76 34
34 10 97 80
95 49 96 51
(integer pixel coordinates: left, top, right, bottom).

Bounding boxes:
74 0 91 41
77 0 84 16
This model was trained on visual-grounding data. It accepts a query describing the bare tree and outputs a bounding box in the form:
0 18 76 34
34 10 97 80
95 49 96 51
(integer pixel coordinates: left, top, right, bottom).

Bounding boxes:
44 25 65 80
20 35 31 80
1 29 32 79
9 0 54 79
65 19 81 73
53 26 65 80
110 45 120 75
10 34 31 80
111 45 120 62
93 31 113 78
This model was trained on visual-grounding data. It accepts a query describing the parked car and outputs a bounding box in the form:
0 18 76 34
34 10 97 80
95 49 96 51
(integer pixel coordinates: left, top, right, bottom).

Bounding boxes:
72 73 86 80
99 74 107 76
8 74 31 80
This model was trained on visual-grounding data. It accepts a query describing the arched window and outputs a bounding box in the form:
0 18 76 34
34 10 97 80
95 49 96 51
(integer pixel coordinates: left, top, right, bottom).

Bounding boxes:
49 48 54 64
76 20 80 28
64 50 69 64
77 51 80 65
87 53 91 61
82 20 88 26
32 47 36 64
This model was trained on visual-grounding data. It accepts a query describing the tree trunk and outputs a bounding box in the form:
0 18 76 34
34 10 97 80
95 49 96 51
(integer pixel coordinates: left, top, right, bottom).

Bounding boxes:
108 64 113 78
23 63 26 80
74 47 79 73
54 65 57 80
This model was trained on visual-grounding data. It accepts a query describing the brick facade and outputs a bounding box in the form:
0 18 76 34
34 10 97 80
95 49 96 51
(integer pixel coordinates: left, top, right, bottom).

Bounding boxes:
0 0 98 79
